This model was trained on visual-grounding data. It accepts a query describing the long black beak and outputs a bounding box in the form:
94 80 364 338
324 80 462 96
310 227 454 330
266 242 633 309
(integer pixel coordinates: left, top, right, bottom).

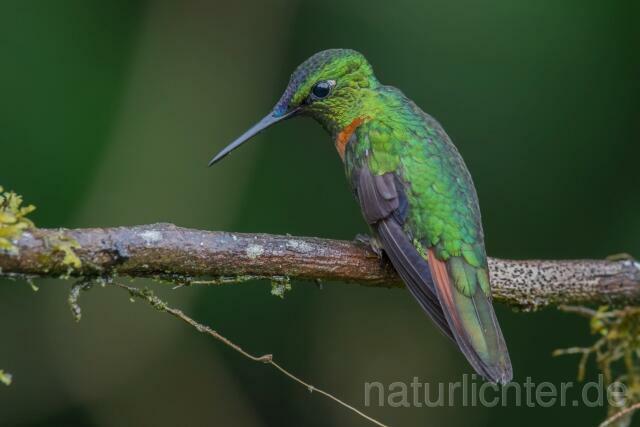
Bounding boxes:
208 108 299 167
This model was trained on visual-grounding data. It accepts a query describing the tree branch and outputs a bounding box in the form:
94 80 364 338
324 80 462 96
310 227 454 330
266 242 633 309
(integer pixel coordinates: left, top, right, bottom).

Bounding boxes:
1 223 639 309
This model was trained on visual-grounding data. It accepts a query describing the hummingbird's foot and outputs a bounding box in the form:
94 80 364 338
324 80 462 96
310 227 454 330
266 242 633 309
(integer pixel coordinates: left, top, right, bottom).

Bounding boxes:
606 252 636 262
354 233 384 258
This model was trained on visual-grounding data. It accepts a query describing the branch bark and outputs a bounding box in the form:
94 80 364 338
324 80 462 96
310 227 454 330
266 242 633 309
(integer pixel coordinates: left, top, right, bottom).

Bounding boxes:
1 223 639 309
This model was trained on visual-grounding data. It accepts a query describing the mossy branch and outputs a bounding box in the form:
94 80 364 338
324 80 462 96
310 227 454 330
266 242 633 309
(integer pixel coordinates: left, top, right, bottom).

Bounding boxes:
0 222 639 310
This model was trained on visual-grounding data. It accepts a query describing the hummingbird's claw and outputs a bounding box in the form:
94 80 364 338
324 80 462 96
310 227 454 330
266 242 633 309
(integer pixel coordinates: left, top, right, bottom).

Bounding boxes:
354 234 384 258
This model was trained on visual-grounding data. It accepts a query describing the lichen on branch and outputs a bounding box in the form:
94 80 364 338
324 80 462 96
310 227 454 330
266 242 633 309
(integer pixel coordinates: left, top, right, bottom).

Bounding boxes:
0 186 36 254
0 186 81 275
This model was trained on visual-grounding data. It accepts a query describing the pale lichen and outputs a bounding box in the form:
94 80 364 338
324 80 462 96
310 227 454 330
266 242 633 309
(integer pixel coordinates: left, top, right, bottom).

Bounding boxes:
270 276 291 298
286 239 313 253
246 244 264 259
139 230 162 245
0 186 36 254
68 277 111 322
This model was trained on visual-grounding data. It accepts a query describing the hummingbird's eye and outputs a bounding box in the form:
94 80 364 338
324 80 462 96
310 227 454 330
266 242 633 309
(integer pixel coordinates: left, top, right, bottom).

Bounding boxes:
310 80 335 100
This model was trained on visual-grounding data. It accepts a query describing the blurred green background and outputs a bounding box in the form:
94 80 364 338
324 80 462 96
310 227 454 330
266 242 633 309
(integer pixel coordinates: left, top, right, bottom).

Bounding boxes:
1 0 638 425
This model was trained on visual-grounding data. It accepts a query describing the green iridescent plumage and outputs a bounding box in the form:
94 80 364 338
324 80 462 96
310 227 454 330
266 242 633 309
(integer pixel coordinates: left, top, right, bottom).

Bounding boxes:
347 91 491 296
210 48 512 384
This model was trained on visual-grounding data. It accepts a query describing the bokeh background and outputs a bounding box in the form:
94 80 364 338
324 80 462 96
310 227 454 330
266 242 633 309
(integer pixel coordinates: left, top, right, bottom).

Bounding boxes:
1 1 638 425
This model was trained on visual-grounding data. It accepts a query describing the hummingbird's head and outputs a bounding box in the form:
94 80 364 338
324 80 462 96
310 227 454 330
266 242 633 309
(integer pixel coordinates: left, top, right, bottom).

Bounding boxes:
273 49 378 130
208 49 378 166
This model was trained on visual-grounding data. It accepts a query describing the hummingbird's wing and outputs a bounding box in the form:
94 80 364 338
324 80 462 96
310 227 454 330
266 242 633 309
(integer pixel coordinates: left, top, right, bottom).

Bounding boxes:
355 162 511 384
353 165 454 341
349 114 512 384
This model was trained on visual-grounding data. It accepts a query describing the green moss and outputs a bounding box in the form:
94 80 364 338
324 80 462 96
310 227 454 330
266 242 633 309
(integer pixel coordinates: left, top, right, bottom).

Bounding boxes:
0 186 36 254
554 305 640 425
49 234 82 270
0 370 12 386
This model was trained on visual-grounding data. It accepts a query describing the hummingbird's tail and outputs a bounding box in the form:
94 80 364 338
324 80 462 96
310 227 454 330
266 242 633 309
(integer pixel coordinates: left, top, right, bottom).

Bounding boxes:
427 249 512 384
376 216 511 383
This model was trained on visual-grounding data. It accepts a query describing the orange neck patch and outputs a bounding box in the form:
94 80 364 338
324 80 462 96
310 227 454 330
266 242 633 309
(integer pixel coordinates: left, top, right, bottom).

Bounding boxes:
335 117 366 161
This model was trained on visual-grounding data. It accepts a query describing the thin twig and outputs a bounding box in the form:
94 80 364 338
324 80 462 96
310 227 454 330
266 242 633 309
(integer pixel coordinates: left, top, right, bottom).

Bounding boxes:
600 402 640 427
113 282 390 427
557 305 601 318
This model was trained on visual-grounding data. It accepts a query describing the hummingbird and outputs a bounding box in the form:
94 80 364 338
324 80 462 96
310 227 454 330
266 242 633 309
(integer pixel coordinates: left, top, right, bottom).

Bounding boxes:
209 49 512 384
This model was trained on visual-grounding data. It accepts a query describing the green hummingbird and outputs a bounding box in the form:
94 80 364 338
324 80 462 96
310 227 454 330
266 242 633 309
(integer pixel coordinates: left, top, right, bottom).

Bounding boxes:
209 49 512 384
